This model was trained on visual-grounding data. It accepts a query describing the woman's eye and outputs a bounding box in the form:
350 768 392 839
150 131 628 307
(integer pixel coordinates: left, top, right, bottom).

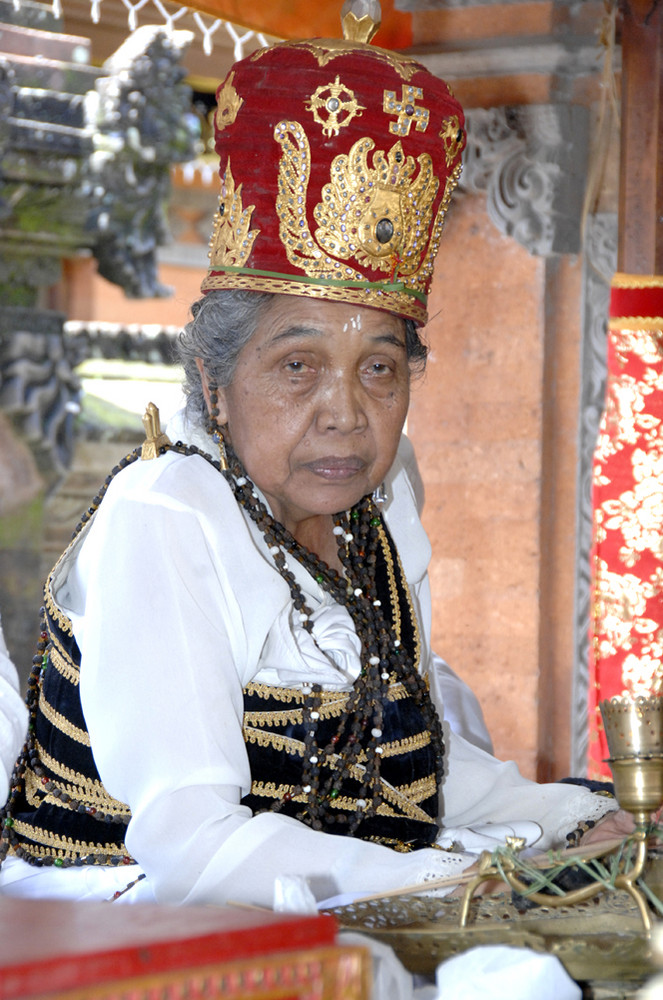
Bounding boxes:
283 359 313 375
366 361 393 376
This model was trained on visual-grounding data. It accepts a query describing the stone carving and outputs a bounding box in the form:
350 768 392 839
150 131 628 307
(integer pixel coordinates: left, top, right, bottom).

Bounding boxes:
0 9 198 480
0 308 82 478
569 213 616 776
461 105 589 257
86 25 199 298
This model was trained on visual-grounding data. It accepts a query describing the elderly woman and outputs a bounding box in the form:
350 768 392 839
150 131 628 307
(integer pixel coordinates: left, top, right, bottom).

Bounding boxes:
0 4 627 914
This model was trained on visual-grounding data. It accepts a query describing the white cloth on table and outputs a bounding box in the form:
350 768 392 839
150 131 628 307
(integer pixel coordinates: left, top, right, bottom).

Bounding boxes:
0 415 615 911
434 946 581 1000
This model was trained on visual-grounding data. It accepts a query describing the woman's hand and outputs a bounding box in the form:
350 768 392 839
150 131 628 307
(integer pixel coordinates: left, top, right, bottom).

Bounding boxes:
578 807 662 847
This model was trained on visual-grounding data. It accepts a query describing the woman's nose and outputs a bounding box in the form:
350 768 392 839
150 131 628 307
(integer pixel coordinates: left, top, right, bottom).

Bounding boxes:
316 373 367 433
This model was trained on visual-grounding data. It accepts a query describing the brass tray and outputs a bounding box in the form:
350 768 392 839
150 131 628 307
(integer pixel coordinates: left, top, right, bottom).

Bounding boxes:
328 886 657 987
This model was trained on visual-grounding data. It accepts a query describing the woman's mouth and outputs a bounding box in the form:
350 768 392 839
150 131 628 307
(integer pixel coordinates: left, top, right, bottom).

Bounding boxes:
304 456 366 480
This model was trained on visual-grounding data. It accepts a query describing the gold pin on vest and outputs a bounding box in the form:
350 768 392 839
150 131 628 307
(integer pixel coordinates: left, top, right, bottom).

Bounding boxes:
141 402 171 461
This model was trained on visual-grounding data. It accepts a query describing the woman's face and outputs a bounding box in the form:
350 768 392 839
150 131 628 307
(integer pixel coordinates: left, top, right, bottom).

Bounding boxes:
212 296 411 534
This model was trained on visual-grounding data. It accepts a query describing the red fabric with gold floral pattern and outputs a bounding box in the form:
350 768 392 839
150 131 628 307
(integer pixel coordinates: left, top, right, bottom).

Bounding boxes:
588 273 663 778
200 38 465 325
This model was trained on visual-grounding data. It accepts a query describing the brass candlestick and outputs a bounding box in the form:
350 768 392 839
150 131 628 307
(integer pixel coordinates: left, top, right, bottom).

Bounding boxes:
459 695 663 931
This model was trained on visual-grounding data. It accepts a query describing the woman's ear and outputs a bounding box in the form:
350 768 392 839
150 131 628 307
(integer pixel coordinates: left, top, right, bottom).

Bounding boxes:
195 358 229 424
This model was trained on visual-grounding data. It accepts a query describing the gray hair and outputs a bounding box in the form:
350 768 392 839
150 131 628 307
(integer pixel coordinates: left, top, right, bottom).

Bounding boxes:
176 289 428 423
176 289 274 422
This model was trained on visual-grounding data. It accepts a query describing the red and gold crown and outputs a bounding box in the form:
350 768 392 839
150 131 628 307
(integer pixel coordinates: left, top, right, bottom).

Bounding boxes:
201 1 465 325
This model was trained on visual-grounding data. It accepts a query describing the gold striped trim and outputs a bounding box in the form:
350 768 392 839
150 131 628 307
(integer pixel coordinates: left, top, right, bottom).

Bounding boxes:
609 317 663 331
39 694 91 747
249 781 307 804
379 729 431 759
246 750 435 825
612 272 663 289
10 819 127 858
34 740 127 807
49 644 80 686
246 682 352 705
25 761 130 818
243 724 430 763
378 522 402 644
392 774 437 805
24 771 107 815
243 681 409 730
44 565 75 638
243 726 305 758
243 699 346 728
377 522 422 672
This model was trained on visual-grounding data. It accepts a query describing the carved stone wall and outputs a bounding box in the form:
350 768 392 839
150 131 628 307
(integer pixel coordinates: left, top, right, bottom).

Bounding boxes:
461 104 589 257
570 213 616 775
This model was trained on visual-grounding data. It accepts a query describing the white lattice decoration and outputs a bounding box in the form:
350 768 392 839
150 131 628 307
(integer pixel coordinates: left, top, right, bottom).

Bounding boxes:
18 0 273 56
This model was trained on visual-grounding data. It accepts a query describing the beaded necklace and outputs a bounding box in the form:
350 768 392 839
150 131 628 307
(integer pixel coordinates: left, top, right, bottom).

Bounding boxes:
1 424 445 860
216 436 445 835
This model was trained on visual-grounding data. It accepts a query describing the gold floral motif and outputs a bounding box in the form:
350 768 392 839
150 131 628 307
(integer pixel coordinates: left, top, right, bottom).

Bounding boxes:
611 328 663 369
313 137 438 277
593 557 658 658
208 159 260 270
273 120 364 282
251 39 421 82
622 650 663 698
383 86 430 137
306 76 366 137
600 446 663 568
215 71 243 133
594 369 659 467
439 115 463 168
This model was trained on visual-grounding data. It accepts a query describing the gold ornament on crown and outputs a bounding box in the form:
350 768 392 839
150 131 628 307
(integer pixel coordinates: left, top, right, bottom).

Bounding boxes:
208 159 260 269
306 76 366 137
250 38 420 82
274 119 445 292
439 114 464 168
215 71 243 133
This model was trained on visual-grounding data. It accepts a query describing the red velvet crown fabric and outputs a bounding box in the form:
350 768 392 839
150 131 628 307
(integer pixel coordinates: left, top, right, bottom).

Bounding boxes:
201 38 465 325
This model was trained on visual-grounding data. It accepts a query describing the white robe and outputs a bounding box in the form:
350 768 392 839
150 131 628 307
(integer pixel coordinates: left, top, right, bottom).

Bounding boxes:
0 616 27 806
0 416 614 907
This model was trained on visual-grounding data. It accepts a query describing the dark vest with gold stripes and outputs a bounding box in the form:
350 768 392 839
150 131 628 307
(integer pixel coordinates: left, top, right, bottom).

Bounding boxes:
241 523 441 850
1 453 441 867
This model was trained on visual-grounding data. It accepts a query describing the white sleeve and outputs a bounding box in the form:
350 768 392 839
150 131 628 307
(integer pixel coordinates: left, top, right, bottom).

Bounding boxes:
439 728 616 851
429 652 493 755
0 616 27 805
69 469 476 908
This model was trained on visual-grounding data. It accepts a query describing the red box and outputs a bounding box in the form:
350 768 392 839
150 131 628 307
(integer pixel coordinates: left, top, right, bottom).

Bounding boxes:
0 898 355 999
